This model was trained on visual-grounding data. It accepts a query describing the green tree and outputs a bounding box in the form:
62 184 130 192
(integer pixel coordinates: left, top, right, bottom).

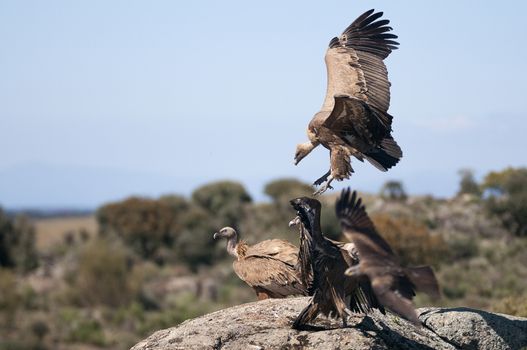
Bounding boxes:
0 209 38 272
380 180 407 201
457 168 481 197
192 181 251 228
264 178 313 203
97 197 185 259
482 167 527 236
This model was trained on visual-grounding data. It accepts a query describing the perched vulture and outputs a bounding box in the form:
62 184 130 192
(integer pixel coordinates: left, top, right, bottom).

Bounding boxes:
294 9 402 195
336 189 440 326
213 227 307 300
289 197 384 329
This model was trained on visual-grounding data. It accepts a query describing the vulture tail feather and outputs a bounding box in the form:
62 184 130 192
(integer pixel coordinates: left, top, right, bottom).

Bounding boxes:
364 137 401 171
404 266 441 300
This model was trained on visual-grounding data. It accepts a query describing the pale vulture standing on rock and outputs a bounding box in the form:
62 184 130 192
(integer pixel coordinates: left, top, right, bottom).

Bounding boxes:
288 197 384 329
213 227 307 300
294 9 402 195
336 189 440 326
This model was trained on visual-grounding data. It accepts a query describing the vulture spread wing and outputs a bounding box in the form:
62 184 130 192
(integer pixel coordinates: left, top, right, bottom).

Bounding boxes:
322 9 398 114
335 188 395 260
323 95 393 147
233 255 306 297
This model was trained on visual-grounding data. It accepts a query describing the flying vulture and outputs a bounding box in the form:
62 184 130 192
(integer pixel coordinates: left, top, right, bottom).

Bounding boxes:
336 189 440 326
289 197 384 329
213 227 307 300
294 9 402 195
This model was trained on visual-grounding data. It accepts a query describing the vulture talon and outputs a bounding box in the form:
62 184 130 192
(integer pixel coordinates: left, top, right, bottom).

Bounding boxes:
313 176 334 196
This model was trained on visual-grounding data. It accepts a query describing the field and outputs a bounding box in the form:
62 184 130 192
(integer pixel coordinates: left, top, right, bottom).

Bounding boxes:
33 216 98 251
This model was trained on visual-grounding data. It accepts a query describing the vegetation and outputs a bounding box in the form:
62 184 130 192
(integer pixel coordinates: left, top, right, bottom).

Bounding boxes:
482 167 527 236
1 169 527 349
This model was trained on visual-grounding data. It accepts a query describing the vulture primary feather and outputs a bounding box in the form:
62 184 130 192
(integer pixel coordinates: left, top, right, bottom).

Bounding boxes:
289 197 384 329
294 9 402 195
336 189 440 326
213 227 307 300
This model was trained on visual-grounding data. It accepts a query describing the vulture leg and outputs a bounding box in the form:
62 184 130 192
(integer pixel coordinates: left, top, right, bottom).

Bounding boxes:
313 170 331 186
313 175 334 196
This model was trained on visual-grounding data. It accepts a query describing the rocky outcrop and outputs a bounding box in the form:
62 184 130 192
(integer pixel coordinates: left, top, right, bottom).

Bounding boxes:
131 297 527 350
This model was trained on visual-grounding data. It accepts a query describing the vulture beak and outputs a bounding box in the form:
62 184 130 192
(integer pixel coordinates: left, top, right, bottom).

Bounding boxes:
213 232 220 240
345 265 361 277
294 158 299 166
288 216 301 227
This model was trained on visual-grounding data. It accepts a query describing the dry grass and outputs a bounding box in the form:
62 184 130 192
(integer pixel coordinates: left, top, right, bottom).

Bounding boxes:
33 216 98 251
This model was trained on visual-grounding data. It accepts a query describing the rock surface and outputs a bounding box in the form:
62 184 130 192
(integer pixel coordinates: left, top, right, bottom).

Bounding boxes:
131 297 527 350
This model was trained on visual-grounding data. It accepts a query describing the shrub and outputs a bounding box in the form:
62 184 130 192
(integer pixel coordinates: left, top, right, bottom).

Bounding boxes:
264 178 313 203
457 169 481 197
192 181 251 228
0 268 21 326
0 210 38 272
97 197 185 259
482 167 527 236
380 180 407 201
72 238 141 307
371 213 447 267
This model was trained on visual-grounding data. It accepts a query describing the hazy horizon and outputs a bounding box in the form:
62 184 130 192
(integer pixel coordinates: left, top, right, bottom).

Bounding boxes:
2 1 526 208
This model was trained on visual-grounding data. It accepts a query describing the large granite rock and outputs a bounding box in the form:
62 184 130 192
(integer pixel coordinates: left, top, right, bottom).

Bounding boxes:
131 297 527 350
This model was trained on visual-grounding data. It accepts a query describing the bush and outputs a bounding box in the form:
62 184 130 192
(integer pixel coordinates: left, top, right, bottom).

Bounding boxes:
71 238 141 307
97 197 186 259
380 180 407 201
371 213 447 267
192 181 251 228
264 179 313 203
483 167 527 236
457 169 481 197
58 308 106 346
175 206 219 269
0 210 38 272
0 268 21 326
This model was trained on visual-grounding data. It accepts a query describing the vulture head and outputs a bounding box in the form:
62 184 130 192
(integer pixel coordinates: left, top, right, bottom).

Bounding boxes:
294 142 316 165
213 226 237 240
289 197 321 232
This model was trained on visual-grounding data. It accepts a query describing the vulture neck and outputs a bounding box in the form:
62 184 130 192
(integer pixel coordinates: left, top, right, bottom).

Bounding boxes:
226 233 248 260
308 210 323 241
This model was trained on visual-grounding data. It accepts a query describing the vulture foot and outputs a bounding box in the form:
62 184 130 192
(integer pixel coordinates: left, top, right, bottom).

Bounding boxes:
313 175 334 196
313 170 331 186
288 216 301 227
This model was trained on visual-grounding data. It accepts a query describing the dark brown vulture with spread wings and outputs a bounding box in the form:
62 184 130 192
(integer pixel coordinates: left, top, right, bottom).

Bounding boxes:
294 9 402 195
213 227 307 300
336 189 440 326
289 197 384 329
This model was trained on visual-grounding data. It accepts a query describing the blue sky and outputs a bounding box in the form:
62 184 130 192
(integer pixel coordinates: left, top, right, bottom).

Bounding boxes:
1 1 526 208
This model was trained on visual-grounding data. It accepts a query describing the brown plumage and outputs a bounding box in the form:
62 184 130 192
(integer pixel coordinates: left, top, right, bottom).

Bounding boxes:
294 9 402 195
213 227 307 300
336 189 440 326
289 197 384 329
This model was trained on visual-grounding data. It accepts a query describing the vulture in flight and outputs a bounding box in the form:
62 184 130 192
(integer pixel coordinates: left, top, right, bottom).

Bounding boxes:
336 189 440 326
289 197 384 329
213 227 307 300
294 9 402 195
